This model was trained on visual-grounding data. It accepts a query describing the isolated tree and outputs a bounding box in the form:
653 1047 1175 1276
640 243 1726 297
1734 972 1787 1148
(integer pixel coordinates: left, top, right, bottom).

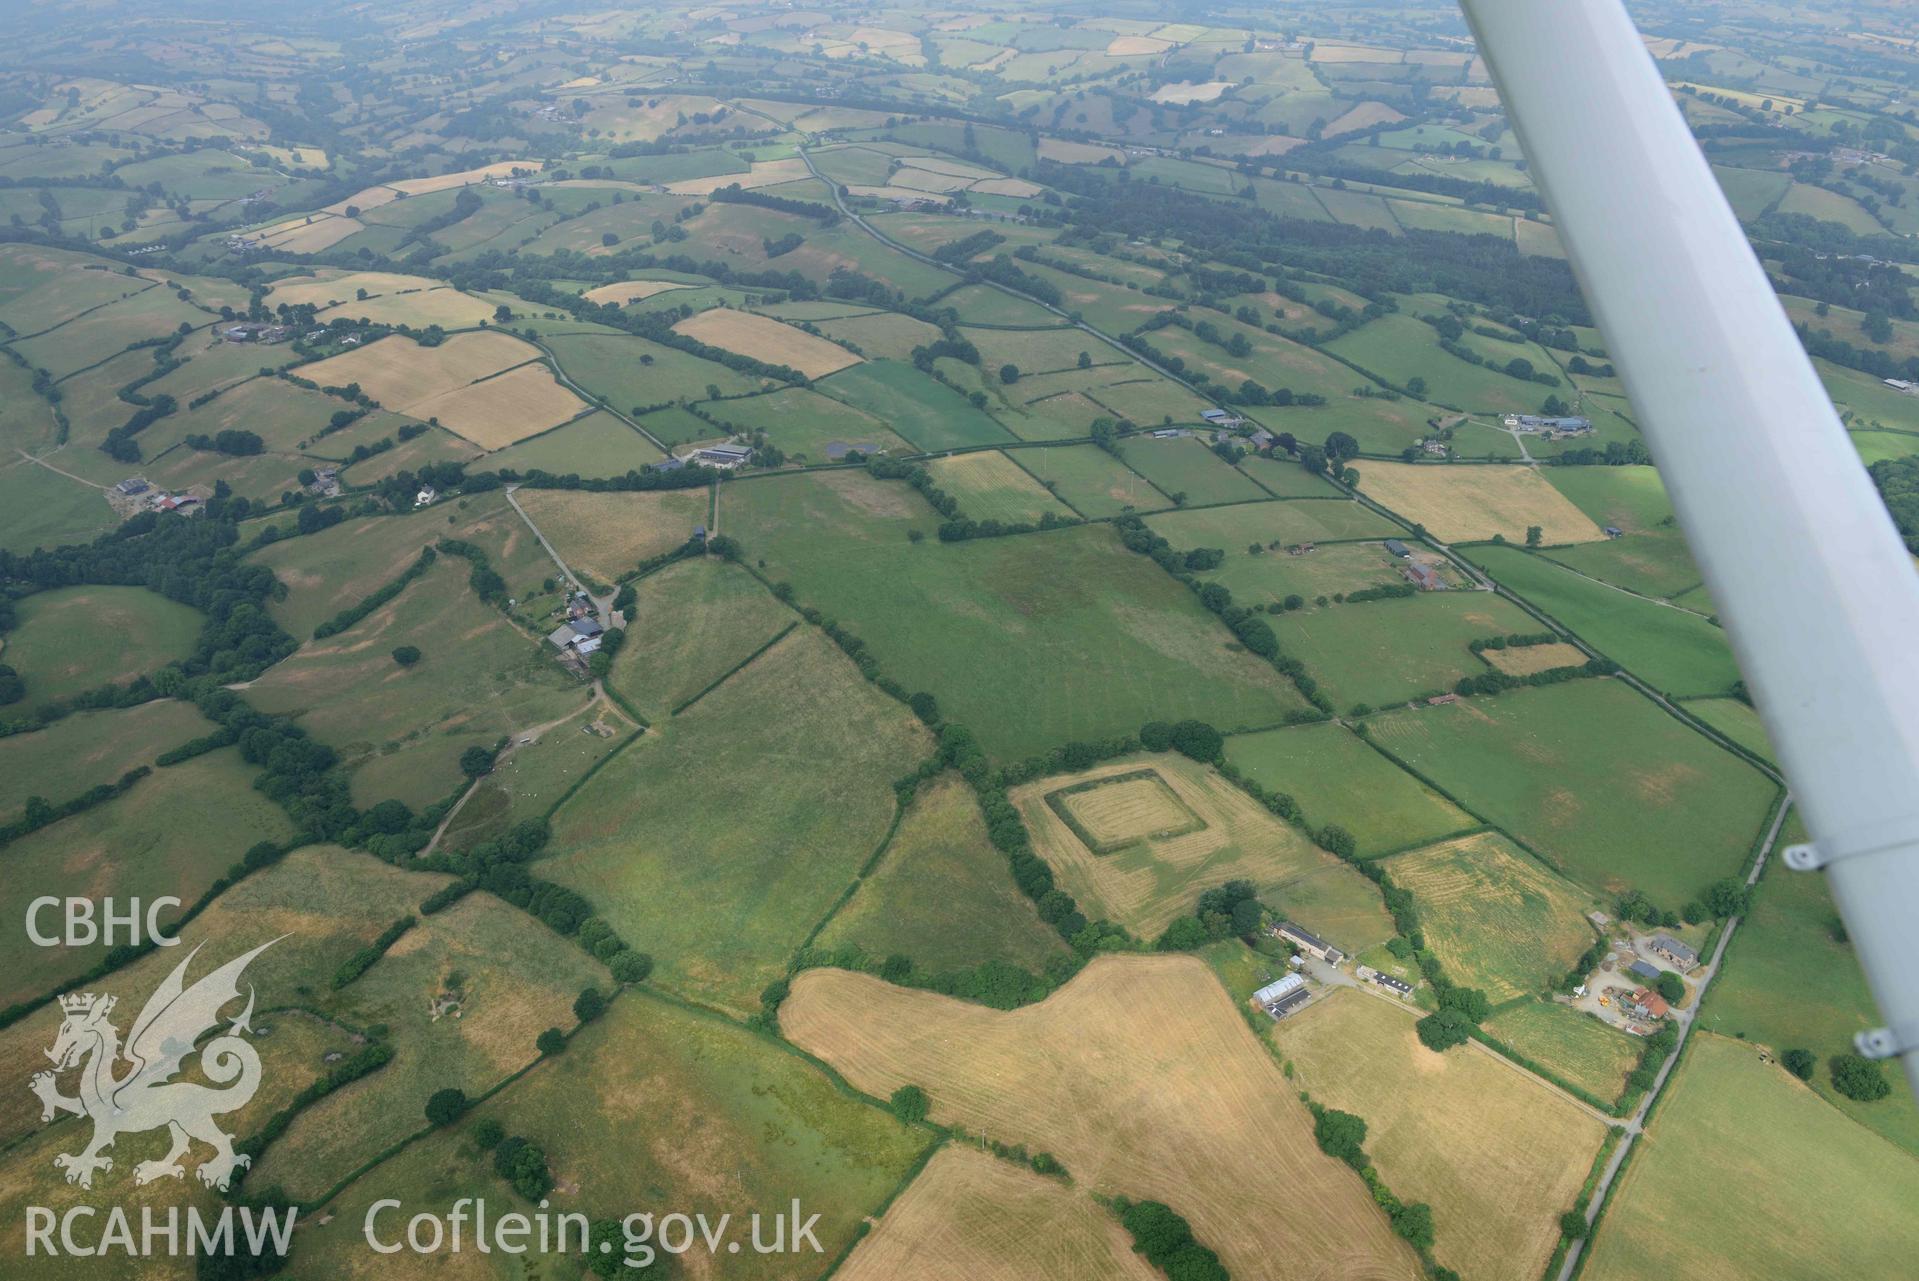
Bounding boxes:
1526 525 1543 548
391 645 421 667
0 664 22 705
573 987 608 1023
536 1027 566 1056
1391 1202 1436 1249
890 1084 930 1125
1781 1048 1816 1080
1314 1108 1368 1168
1654 971 1686 1005
1324 430 1359 462
1831 1053 1892 1102
459 744 496 777
610 951 654 983
1077 350 1092 368
424 1087 469 1127
1416 1007 1472 1052
472 1118 505 1150
999 363 1021 384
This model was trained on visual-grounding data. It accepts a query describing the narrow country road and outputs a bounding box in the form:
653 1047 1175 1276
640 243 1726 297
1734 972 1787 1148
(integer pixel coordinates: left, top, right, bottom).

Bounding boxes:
419 683 612 857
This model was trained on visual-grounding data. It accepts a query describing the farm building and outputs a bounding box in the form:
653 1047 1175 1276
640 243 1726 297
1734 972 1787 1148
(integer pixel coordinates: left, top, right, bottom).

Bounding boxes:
1249 429 1276 450
1265 987 1311 1019
1273 922 1345 964
546 623 580 650
1401 562 1445 591
1625 987 1670 1020
695 443 753 468
414 486 437 508
1384 539 1411 558
1367 970 1414 997
114 477 150 496
1252 973 1305 1006
1651 934 1700 971
1200 408 1243 426
651 456 687 473
1504 413 1593 434
1628 958 1662 982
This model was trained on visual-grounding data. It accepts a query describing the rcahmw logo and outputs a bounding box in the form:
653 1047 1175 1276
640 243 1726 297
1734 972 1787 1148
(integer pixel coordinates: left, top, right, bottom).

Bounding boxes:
24 939 299 1261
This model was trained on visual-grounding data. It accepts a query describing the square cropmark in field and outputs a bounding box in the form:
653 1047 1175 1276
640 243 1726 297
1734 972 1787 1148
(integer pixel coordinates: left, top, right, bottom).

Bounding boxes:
1047 769 1209 853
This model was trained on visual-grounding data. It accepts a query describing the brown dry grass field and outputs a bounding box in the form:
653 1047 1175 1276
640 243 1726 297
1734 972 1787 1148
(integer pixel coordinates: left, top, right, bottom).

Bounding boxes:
1107 34 1175 55
254 212 362 252
1354 462 1605 545
407 361 587 448
385 160 534 195
264 269 438 309
1060 772 1204 848
296 330 535 409
1013 754 1366 938
1482 641 1590 675
664 156 810 194
839 1145 1161 1281
673 307 862 378
1038 137 1128 164
316 286 497 330
1272 989 1609 1281
581 279 692 305
512 487 709 583
783 956 1422 1281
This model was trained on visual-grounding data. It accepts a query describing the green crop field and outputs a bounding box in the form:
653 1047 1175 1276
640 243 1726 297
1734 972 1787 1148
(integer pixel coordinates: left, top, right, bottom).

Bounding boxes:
1483 998 1641 1102
1274 591 1542 710
546 628 932 1015
1585 1034 1919 1281
1115 435 1270 506
1386 830 1600 1001
0 747 294 1009
608 556 795 720
819 772 1071 974
4 584 202 702
1702 815 1919 1156
544 331 759 409
0 698 210 818
1469 545 1740 697
1365 679 1778 907
1225 721 1473 857
1013 442 1172 517
816 359 1015 451
733 513 1311 762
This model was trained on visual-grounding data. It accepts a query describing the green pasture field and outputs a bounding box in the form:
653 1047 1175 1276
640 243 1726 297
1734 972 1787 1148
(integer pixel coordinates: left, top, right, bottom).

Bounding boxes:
1224 721 1472 857
544 331 760 409
0 746 294 1009
1274 590 1542 710
730 482 1308 758
1364 679 1778 906
820 772 1071 974
1850 428 1919 464
1387 830 1599 1001
6 584 201 702
1252 393 1441 456
1237 453 1343 497
31 347 152 447
1680 696 1774 765
1711 164 1792 218
1777 181 1885 235
695 385 914 460
494 486 705 590
1326 313 1544 414
1013 442 1171 517
0 698 210 819
1144 318 1359 404
608 557 794 721
0 358 60 454
478 409 666 478
960 325 1119 377
941 283 1063 327
815 359 1015 450
546 628 931 1015
926 450 1079 524
0 248 153 333
14 289 210 380
1584 1034 1919 1281
1542 528 1702 601
635 403 720 446
778 222 957 300
138 375 353 455
430 197 567 259
812 309 943 360
1468 545 1739 697
246 558 587 809
1387 200 1517 240
809 143 903 187
1702 814 1919 1156
1195 539 1411 609
1819 359 1919 433
252 888 607 1202
147 329 298 404
1482 998 1641 1102
0 462 113 555
1146 499 1402 559
1540 465 1674 532
1009 260 1172 335
439 700 635 853
294 992 928 1280
1116 436 1269 505
1082 372 1215 427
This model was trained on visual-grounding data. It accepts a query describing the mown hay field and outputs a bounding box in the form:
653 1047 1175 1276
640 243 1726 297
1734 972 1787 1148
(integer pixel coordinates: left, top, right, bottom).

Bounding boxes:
295 330 536 409
782 956 1422 1281
1274 591 1542 710
1386 830 1599 1001
1483 998 1641 1102
5 584 202 702
512 486 708 585
1224 721 1471 857
1145 495 1401 553
580 278 691 305
409 360 588 449
1584 1034 1919 1281
1273 989 1611 1281
1364 679 1778 905
1355 461 1605 545
545 628 932 1015
673 306 861 378
839 1144 1159 1281
1016 754 1388 944
1482 641 1590 675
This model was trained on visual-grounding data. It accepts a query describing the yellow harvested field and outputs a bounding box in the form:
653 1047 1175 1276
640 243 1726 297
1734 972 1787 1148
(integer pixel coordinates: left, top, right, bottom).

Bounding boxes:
1311 42 1406 63
1150 81 1232 104
673 307 861 379
1483 642 1590 675
408 363 586 449
665 156 810 195
1061 773 1202 849
899 155 1000 181
321 184 401 216
295 330 537 411
1353 462 1606 545
386 160 535 195
511 488 710 584
317 286 497 329
971 177 1044 198
255 213 362 252
1013 754 1349 937
1106 35 1174 56
581 279 693 305
1038 138 1127 165
1273 990 1609 1281
839 1145 1160 1281
266 270 438 309
1326 101 1409 137
847 184 952 206
783 956 1421 1281
891 168 979 194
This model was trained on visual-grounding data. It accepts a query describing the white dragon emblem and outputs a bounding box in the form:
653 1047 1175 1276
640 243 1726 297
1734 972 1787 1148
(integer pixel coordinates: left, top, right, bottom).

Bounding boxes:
30 939 278 1191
